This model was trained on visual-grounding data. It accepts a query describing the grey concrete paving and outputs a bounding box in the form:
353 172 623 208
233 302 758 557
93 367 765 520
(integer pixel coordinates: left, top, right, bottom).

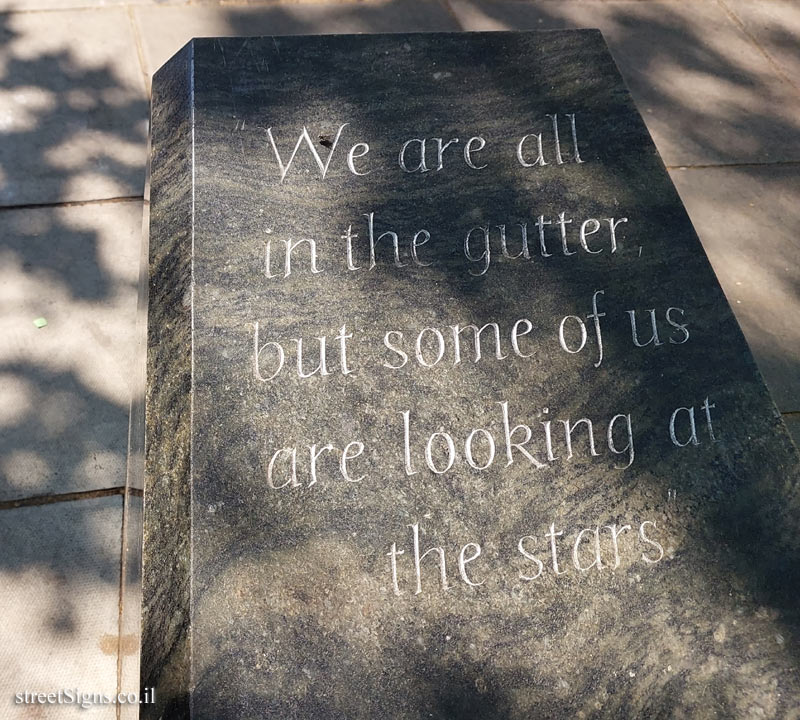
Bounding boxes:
0 9 148 207
0 495 122 719
0 0 180 10
722 0 800 92
132 0 459 82
449 0 800 166
0 0 798 714
670 165 800 413
119 494 142 720
0 200 142 501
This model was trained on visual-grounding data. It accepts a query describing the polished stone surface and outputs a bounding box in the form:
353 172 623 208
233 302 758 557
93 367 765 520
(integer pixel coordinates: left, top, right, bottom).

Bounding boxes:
143 31 800 719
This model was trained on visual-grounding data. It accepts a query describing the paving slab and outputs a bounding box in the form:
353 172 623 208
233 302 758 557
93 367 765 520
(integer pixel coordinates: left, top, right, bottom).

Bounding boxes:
119 494 142 720
669 164 800 413
723 0 800 91
0 0 185 13
133 0 459 82
449 0 800 166
0 495 122 719
0 201 142 500
0 9 148 206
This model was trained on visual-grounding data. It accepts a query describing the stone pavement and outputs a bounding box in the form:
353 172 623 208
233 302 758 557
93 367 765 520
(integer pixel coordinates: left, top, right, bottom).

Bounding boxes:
0 0 797 717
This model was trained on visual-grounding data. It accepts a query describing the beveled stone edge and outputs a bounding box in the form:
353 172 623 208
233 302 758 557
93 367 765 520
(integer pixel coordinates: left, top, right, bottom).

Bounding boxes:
141 39 194 720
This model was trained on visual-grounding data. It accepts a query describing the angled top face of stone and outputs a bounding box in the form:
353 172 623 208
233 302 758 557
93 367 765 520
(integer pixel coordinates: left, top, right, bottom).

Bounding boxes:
142 31 800 720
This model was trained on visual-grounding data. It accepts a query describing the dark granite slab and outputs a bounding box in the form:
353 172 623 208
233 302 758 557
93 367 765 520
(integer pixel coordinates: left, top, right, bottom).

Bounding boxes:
142 31 800 719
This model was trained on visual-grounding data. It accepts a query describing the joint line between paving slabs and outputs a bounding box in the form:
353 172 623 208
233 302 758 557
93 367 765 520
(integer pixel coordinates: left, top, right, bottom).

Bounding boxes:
127 5 151 100
0 486 127 511
716 0 800 95
0 4 133 17
666 160 800 171
0 195 144 213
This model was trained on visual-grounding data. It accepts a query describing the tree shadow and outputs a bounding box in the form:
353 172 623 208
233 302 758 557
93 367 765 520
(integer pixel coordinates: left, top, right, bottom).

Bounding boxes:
448 0 800 165
0 5 147 710
0 11 148 205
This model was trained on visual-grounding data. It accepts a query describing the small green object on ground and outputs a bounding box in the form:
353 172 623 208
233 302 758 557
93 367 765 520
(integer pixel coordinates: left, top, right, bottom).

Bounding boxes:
33 317 47 328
